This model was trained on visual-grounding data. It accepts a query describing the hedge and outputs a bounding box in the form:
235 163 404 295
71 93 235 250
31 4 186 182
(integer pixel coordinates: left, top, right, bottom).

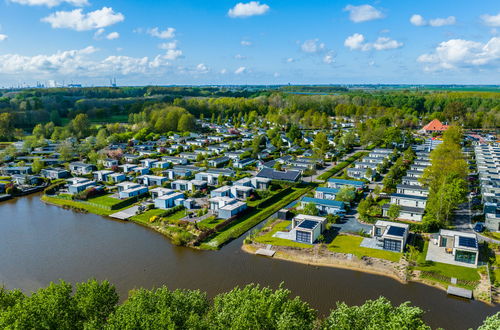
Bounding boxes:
200 184 314 249
317 151 368 181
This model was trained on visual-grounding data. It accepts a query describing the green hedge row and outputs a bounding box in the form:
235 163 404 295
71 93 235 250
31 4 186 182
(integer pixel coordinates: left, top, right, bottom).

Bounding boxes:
317 151 368 181
201 185 314 249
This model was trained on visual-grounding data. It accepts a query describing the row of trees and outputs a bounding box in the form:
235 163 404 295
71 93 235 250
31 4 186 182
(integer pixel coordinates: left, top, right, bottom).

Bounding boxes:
2 280 497 329
420 126 469 228
382 148 415 193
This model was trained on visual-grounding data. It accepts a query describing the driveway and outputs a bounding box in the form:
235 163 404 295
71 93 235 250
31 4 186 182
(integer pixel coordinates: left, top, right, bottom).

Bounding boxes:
331 207 372 234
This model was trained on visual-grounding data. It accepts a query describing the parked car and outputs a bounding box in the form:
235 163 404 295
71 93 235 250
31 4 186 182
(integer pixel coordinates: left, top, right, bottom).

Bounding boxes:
473 222 484 233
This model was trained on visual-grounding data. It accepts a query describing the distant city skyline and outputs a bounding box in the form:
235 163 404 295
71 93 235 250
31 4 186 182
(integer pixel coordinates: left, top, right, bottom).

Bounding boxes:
0 0 499 86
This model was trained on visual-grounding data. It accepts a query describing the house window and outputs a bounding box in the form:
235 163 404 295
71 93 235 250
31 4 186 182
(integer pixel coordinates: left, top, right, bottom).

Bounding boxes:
375 227 381 236
383 239 401 252
296 231 311 243
455 250 476 264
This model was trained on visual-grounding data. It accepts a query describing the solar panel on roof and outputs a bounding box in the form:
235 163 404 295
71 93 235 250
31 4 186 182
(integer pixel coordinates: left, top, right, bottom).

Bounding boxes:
458 236 477 249
297 220 319 230
387 226 405 237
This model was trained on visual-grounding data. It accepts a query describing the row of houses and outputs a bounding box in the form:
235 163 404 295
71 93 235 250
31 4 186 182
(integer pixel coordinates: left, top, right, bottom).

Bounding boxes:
346 148 395 181
475 144 500 232
382 151 430 222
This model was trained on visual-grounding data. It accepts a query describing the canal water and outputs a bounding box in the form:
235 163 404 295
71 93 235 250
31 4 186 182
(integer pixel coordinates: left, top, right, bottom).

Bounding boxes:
0 194 497 329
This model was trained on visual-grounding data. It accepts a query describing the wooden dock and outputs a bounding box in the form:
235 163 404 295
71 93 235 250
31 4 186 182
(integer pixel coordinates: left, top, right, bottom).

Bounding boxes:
256 245 276 257
447 286 473 299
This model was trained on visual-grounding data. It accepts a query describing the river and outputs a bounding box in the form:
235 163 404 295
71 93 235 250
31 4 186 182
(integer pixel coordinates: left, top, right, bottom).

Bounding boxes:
0 194 498 329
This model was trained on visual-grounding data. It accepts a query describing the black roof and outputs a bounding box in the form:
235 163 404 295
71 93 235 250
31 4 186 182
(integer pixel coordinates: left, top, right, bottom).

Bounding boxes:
458 236 477 249
256 168 301 182
387 226 406 237
297 220 319 230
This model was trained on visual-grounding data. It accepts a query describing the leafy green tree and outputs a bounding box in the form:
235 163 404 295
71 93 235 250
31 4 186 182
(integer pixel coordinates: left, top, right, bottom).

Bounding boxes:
96 128 108 148
74 279 118 328
302 202 319 216
31 158 44 174
0 113 15 141
313 132 329 160
177 113 196 132
0 281 78 329
286 124 301 143
322 297 430 330
478 312 500 330
58 141 74 162
335 186 356 204
208 284 316 330
387 204 401 221
70 114 91 139
106 287 208 329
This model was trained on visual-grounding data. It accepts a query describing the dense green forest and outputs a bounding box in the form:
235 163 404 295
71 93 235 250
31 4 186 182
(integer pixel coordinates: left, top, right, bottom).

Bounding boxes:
0 87 498 136
0 280 498 329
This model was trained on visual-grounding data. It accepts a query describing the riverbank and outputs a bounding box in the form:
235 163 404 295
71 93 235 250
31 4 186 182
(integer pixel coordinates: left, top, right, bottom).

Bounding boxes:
242 242 495 304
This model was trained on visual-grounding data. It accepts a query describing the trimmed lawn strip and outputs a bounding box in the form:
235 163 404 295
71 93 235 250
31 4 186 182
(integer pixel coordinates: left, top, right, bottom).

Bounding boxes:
254 220 312 249
327 235 401 262
414 262 480 282
482 231 500 240
200 185 313 249
129 209 185 225
42 195 119 216
198 217 226 230
87 195 122 207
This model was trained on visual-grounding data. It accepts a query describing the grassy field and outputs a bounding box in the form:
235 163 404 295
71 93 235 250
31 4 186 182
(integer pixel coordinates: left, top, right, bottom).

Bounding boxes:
414 262 481 282
197 216 226 230
327 235 401 262
87 195 122 207
200 184 314 250
42 195 119 216
253 220 313 249
482 231 500 240
129 209 185 225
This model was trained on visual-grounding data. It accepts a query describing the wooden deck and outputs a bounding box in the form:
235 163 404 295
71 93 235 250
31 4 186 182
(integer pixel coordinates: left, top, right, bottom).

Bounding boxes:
447 286 473 299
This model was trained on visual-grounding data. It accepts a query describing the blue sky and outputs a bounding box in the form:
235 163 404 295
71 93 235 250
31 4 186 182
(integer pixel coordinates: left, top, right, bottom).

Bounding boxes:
0 0 499 86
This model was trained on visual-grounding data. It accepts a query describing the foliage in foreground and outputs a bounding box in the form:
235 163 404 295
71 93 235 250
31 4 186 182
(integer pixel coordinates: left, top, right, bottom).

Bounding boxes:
0 280 499 329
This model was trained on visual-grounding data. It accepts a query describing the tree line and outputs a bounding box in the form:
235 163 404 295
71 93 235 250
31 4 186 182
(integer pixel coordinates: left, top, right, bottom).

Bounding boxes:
0 280 498 329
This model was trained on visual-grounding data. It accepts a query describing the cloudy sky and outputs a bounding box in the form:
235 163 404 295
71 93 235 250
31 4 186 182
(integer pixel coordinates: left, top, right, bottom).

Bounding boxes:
0 0 499 86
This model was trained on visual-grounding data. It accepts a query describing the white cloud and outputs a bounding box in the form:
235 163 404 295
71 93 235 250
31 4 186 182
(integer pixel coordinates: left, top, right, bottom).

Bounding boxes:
158 41 177 50
417 37 500 70
286 57 295 63
106 32 119 40
220 68 228 74
42 7 124 31
94 28 105 38
344 33 366 50
323 53 334 64
410 14 456 27
228 1 269 18
8 0 88 7
196 63 209 73
0 45 186 79
301 39 325 53
481 13 500 27
273 72 280 78
0 46 98 75
344 4 384 23
373 37 403 50
234 66 247 74
147 27 175 39
344 33 403 51
429 16 456 27
0 34 8 41
241 40 252 46
234 54 246 60
410 14 426 26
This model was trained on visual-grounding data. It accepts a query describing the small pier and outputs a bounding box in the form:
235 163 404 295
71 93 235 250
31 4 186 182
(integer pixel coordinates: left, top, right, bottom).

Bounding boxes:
447 286 472 299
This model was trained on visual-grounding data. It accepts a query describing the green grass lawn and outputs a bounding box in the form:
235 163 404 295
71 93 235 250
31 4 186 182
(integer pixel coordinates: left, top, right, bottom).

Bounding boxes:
414 262 481 282
87 195 122 207
129 209 185 225
327 235 401 262
253 220 312 249
483 231 500 240
197 216 226 230
42 195 118 216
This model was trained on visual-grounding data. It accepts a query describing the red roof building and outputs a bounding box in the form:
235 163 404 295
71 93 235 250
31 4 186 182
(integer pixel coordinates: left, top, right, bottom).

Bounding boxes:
422 119 449 133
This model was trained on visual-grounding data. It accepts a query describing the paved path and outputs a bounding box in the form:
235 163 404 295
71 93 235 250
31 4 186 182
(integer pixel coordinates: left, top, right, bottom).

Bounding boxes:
110 205 141 220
